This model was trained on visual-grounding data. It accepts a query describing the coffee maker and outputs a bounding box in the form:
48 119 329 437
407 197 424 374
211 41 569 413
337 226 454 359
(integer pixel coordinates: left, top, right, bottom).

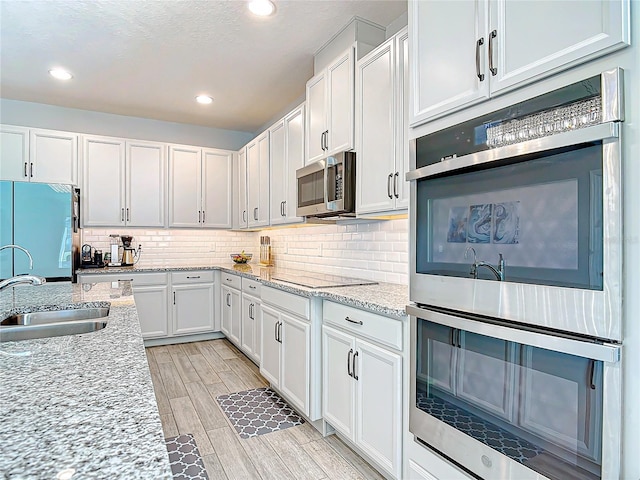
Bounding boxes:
120 235 137 266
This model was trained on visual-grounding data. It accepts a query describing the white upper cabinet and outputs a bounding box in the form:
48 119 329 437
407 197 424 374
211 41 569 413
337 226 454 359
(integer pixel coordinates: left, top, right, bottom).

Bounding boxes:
84 135 166 227
490 0 630 93
126 140 166 227
356 28 410 216
82 136 126 227
0 125 30 182
409 0 630 127
270 104 305 226
169 144 233 228
202 148 233 228
237 147 248 228
305 47 355 164
1 125 77 185
246 131 270 228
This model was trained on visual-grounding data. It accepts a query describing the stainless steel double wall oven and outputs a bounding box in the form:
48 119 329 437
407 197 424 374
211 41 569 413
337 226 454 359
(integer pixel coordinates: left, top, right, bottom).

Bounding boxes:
407 69 625 480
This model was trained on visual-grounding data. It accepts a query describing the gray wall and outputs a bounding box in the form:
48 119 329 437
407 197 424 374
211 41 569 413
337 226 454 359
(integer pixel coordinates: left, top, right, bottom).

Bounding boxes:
0 98 254 151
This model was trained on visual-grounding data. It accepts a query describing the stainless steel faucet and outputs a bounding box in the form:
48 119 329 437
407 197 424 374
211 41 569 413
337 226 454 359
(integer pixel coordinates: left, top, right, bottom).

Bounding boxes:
0 244 46 291
0 244 34 269
464 247 506 281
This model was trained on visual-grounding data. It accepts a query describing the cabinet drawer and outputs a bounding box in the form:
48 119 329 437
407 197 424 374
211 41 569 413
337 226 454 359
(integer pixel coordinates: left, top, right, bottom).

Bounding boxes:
262 286 309 320
171 270 215 284
130 272 168 286
78 272 139 283
221 272 241 289
242 278 261 296
323 301 402 351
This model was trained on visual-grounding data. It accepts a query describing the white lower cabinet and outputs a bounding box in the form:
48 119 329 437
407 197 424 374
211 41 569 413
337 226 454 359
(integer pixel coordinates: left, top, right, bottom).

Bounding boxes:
240 288 261 364
322 301 403 479
78 271 217 340
260 286 317 419
221 284 241 346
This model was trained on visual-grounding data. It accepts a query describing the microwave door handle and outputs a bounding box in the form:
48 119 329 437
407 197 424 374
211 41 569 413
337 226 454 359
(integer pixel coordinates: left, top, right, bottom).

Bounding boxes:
323 159 330 207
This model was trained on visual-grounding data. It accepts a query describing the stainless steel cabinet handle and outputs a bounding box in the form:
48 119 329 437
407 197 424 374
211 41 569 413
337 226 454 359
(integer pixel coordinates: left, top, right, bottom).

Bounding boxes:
173 292 176 305
226 293 231 307
324 130 329 150
277 321 282 343
345 316 363 326
30 163 33 177
226 278 232 281
274 320 279 341
121 208 125 222
24 162 28 177
387 173 393 199
186 275 200 279
352 351 359 381
198 210 201 223
476 37 485 81
126 207 130 222
393 172 399 199
347 348 353 377
118 279 134 282
253 207 258 221
249 285 256 289
489 30 497 76
242 210 247 222
202 211 205 223
320 132 325 151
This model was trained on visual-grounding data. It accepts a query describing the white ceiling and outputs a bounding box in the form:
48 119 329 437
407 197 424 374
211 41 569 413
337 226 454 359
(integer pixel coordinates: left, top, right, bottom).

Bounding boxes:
0 0 407 133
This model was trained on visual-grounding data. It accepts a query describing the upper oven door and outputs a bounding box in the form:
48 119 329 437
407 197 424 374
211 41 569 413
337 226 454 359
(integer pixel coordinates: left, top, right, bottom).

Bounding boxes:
408 121 622 341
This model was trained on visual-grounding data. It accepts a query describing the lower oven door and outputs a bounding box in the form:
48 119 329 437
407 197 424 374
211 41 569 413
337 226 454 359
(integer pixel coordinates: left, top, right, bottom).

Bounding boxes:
407 304 621 480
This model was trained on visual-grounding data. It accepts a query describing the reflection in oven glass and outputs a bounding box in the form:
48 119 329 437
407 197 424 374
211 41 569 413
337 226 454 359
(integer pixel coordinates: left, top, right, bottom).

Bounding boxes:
416 318 603 480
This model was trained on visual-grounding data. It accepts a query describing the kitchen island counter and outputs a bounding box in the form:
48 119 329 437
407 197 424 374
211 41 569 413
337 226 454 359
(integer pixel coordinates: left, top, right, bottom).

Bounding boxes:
0 282 172 479
81 263 409 318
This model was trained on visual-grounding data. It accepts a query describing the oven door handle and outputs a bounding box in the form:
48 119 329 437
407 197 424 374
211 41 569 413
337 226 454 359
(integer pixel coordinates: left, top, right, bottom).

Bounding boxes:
407 304 620 363
406 121 620 182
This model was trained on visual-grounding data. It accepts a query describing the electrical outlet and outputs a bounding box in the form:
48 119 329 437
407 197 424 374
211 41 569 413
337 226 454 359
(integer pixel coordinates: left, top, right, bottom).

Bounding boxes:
209 243 216 252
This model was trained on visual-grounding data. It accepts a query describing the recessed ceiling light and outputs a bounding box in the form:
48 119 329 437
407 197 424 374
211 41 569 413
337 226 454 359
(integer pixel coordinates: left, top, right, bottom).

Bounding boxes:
248 0 275 16
48 68 73 80
196 95 213 105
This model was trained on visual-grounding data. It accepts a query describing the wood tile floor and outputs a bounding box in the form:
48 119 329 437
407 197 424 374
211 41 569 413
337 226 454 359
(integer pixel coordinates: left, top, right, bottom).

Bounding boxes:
146 339 385 480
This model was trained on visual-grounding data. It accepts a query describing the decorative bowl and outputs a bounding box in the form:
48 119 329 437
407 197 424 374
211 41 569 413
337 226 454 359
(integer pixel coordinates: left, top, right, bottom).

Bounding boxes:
230 253 252 264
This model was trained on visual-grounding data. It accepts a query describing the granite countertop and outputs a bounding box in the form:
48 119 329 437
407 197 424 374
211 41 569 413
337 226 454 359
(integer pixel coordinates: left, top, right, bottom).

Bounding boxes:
0 282 172 479
79 263 409 318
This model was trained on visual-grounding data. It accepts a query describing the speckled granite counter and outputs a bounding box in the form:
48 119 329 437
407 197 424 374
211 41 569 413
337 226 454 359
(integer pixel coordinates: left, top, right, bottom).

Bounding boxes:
0 282 172 479
79 263 409 318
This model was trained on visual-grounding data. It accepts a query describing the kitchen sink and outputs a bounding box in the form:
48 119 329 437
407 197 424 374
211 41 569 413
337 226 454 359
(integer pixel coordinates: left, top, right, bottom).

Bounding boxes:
0 307 109 342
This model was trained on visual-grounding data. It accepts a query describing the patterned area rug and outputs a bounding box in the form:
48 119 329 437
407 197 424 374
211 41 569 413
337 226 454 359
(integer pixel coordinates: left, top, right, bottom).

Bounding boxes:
216 387 304 438
165 434 209 480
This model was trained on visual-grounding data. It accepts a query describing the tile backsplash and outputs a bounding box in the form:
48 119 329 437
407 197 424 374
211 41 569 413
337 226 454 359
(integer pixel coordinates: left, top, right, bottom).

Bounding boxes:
82 218 408 285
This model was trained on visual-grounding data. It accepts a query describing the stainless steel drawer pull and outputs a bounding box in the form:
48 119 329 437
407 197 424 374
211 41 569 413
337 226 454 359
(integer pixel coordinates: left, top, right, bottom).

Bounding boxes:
186 276 200 279
489 30 498 76
393 172 399 199
202 211 205 223
119 279 134 282
345 316 363 325
24 162 28 177
347 348 353 377
352 351 359 380
475 37 485 81
30 163 33 177
387 173 393 199
226 278 233 282
249 285 256 289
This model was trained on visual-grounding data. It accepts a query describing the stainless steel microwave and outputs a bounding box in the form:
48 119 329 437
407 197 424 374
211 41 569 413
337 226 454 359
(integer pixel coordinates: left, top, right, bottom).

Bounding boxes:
296 152 356 218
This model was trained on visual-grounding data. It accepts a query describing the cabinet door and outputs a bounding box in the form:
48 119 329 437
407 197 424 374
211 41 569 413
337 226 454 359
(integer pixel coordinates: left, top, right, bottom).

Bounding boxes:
133 284 170 339
280 313 310 416
284 105 305 224
456 331 516 421
168 145 202 227
394 29 410 210
322 325 356 440
252 301 262 364
356 40 396 215
221 285 232 338
82 136 126 227
202 148 232 228
126 140 166 227
489 0 630 95
173 283 215 335
241 294 257 359
409 0 489 126
237 147 248 228
355 339 402 478
269 120 286 225
260 305 281 387
326 47 354 155
247 132 270 228
0 125 29 181
518 346 602 461
305 71 327 164
30 129 78 185
226 287 242 347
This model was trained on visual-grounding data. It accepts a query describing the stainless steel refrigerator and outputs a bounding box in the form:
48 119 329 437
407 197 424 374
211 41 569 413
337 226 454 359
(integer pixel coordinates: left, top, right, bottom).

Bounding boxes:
0 181 80 281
